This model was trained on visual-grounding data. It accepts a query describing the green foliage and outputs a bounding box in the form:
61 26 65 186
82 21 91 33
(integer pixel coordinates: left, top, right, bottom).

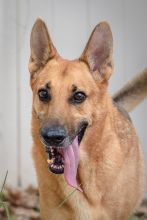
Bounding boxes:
0 171 14 220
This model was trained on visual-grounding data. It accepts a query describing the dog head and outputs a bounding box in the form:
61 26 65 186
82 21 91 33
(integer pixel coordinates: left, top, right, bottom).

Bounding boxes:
29 19 113 190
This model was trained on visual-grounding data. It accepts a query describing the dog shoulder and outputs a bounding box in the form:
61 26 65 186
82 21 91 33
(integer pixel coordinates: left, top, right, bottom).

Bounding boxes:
113 101 132 122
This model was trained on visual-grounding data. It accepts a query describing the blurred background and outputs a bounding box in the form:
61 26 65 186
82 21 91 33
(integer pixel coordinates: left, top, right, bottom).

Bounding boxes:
0 0 146 199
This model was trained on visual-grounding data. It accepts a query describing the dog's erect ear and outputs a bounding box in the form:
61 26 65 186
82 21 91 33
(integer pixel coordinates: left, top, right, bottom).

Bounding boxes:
80 22 113 82
29 18 57 75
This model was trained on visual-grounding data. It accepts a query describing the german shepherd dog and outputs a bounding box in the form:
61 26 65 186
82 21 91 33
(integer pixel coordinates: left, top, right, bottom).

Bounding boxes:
29 19 146 220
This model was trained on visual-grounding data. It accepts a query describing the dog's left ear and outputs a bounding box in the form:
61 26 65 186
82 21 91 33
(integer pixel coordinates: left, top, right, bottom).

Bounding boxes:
80 22 113 82
29 18 57 75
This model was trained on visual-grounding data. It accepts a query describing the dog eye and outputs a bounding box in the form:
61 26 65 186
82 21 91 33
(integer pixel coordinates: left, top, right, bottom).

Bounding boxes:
38 89 50 102
71 91 87 104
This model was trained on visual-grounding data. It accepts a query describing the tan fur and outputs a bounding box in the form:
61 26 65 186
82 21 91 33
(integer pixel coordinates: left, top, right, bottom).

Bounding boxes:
113 68 147 112
29 19 145 220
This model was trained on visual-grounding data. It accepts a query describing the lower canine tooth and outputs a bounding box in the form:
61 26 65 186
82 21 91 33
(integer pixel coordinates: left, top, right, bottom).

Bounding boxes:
47 159 54 164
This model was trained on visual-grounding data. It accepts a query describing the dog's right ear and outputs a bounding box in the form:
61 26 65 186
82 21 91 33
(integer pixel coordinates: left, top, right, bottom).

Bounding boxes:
29 18 56 76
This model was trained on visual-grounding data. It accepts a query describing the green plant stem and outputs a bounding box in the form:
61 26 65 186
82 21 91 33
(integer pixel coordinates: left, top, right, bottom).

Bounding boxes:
0 202 11 219
0 170 8 200
0 170 14 219
49 188 77 220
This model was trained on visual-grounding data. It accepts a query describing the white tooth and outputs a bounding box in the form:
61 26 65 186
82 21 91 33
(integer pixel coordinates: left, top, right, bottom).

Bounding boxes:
47 159 53 164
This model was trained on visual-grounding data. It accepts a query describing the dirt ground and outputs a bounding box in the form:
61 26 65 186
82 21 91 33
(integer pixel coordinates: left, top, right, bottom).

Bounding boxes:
0 186 147 220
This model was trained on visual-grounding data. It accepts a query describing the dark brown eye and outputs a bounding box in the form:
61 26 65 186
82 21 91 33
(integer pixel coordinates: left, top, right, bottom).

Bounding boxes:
38 89 50 102
70 91 87 104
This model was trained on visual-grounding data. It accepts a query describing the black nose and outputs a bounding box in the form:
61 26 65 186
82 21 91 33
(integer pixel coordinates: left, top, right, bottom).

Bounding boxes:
40 125 66 146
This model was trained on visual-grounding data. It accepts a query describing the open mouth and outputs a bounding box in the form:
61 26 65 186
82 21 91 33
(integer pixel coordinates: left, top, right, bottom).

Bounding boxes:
43 122 88 191
46 147 64 174
46 122 88 175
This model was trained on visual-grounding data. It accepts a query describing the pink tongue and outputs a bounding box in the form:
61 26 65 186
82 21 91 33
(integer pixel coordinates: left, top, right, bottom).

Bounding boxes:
63 137 82 192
